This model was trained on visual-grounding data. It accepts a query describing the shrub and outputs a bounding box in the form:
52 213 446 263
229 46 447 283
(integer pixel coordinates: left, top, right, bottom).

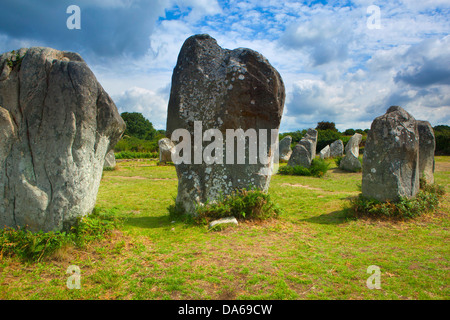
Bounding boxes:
345 181 445 220
278 159 329 177
114 136 161 153
195 188 282 224
115 151 158 159
309 158 331 177
169 188 282 225
334 156 343 167
0 209 121 262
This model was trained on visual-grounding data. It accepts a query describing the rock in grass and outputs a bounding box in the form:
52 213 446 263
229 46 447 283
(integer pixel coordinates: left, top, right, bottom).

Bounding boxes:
0 47 125 232
287 128 318 168
319 145 330 159
329 139 344 158
208 217 239 229
417 120 435 185
158 137 175 164
339 153 361 172
104 150 117 169
339 133 362 172
166 34 285 214
279 135 292 162
362 106 419 202
345 133 362 158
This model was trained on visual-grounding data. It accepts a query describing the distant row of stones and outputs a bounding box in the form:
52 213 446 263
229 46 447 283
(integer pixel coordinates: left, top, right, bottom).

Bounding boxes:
280 131 363 172
0 34 437 233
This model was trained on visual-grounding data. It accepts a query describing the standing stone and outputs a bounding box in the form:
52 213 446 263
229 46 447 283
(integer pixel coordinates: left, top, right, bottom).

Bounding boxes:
103 150 117 169
288 143 312 168
0 47 125 232
304 128 318 160
166 34 285 214
339 133 362 172
417 120 435 184
345 133 362 158
362 106 419 202
319 145 330 159
158 137 176 164
279 135 292 162
287 128 318 168
329 139 344 158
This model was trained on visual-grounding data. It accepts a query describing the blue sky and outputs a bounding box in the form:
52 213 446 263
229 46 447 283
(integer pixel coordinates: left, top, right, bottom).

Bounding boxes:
1 0 449 131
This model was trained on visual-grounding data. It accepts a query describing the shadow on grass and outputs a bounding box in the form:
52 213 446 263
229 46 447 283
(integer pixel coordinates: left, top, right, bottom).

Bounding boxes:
124 215 171 229
300 210 350 225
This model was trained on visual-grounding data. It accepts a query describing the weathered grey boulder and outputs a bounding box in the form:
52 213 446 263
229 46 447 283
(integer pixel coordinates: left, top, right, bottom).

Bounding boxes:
339 154 361 172
103 150 116 169
288 143 312 168
330 139 344 158
362 106 419 202
287 128 318 168
339 133 362 172
166 34 285 214
319 145 330 159
0 47 125 232
279 135 292 162
158 137 175 163
417 120 435 184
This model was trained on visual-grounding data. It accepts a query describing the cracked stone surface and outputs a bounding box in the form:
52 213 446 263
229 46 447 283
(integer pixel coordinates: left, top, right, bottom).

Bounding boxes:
417 120 435 185
0 47 125 231
362 106 419 202
166 34 285 214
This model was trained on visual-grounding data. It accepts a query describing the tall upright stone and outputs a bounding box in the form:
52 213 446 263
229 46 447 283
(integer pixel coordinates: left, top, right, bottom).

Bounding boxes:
417 120 435 184
0 48 125 231
103 150 117 169
319 145 330 159
166 34 285 214
362 106 419 202
158 137 175 164
340 133 362 172
287 129 318 168
329 139 344 158
279 135 292 162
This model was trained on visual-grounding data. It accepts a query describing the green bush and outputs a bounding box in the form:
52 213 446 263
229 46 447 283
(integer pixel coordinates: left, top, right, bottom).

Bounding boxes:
334 156 343 167
115 151 158 159
198 188 282 224
114 135 162 153
345 180 445 220
169 188 282 225
0 209 121 262
278 159 330 177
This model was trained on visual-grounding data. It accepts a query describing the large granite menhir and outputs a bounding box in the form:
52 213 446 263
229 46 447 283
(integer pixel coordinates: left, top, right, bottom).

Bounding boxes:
0 48 125 232
362 106 419 202
166 34 285 214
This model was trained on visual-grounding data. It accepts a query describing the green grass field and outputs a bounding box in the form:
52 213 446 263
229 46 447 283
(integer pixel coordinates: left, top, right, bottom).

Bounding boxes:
1 157 449 300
